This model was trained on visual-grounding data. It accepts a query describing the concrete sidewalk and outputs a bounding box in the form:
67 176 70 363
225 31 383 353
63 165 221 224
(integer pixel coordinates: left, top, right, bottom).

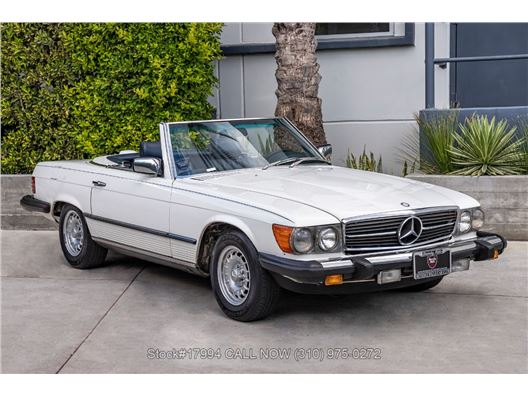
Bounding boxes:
1 230 527 373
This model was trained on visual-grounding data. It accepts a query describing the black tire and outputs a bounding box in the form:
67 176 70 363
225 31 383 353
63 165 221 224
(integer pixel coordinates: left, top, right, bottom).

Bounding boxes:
210 230 281 322
59 204 107 269
399 277 443 292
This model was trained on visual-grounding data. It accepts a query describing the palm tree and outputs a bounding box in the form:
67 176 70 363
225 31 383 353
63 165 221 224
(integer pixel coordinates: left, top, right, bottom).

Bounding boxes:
272 23 327 147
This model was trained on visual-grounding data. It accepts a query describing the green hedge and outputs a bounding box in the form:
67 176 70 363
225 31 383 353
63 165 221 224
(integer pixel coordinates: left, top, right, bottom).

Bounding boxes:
1 23 223 174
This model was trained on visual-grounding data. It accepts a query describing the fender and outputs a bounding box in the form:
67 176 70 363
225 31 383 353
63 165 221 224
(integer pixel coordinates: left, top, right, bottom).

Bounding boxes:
50 191 91 221
195 214 260 263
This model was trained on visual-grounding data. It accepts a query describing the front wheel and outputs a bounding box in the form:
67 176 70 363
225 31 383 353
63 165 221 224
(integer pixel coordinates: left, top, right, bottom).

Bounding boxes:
210 231 281 321
59 204 107 269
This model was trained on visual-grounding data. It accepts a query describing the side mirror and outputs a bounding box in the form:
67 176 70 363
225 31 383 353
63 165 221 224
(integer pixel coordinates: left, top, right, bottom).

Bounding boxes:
317 144 332 161
133 157 162 176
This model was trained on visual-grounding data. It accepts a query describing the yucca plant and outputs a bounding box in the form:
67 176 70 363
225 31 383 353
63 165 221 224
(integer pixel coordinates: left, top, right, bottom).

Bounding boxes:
346 146 383 172
400 112 458 175
449 115 525 176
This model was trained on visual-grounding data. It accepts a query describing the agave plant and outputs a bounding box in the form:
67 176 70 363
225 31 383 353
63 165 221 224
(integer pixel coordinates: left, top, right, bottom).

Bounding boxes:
346 146 382 173
449 115 525 176
521 120 528 173
400 112 458 175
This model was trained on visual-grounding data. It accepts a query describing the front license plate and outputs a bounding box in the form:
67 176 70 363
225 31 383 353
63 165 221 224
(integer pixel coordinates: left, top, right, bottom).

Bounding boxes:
413 249 451 280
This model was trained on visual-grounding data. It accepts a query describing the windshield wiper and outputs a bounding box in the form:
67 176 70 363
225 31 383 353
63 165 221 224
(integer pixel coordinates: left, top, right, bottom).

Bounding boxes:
262 157 300 170
263 157 331 170
289 157 331 168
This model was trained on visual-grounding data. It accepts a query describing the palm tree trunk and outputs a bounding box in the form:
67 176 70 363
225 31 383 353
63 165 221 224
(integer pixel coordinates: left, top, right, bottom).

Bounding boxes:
272 23 327 146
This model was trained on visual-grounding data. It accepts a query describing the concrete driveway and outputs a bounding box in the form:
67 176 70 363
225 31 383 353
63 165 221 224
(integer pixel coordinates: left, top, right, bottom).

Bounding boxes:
1 230 527 373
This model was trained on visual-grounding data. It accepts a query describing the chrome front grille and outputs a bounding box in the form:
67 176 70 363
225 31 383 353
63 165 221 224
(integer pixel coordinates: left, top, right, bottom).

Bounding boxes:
344 208 458 253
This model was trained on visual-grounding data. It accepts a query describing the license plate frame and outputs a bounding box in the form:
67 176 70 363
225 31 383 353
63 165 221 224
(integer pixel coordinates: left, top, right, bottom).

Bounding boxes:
413 248 451 280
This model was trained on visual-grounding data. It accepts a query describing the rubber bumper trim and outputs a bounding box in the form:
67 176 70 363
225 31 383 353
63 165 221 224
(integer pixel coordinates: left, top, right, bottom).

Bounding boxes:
259 253 357 283
474 231 507 260
20 195 50 213
260 231 507 283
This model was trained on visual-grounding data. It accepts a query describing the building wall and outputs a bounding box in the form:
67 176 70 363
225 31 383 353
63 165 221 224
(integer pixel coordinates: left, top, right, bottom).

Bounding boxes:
211 23 451 175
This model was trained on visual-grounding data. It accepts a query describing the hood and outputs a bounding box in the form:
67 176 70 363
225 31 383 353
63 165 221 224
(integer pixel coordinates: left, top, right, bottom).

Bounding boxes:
188 166 479 222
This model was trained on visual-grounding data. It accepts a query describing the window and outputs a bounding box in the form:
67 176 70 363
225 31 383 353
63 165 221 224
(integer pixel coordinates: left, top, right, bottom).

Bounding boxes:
315 23 393 39
168 118 321 176
220 23 414 55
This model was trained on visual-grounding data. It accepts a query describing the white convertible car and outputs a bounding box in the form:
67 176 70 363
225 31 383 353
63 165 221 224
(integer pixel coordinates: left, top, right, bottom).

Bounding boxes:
21 117 506 321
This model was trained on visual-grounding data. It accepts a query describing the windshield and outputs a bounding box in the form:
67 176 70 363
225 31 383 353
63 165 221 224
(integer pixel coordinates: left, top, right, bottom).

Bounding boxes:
168 118 322 176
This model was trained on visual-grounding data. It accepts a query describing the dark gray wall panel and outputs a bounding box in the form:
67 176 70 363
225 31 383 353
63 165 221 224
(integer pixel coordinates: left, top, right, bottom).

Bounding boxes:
451 23 528 108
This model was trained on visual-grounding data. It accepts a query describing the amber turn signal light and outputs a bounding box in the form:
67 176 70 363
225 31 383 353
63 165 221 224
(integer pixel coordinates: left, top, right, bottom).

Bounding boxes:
492 249 499 259
272 224 293 253
324 274 343 286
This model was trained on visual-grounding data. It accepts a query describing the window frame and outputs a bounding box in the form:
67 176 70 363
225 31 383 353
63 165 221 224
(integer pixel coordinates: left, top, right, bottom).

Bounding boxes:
166 117 323 178
315 23 395 41
220 23 414 55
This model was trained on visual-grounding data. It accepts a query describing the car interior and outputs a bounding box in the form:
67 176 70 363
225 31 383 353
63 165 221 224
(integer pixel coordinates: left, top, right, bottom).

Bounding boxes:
104 138 259 176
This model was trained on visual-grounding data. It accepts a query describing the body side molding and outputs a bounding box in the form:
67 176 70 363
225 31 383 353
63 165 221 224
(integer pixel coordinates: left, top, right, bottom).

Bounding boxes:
84 213 197 244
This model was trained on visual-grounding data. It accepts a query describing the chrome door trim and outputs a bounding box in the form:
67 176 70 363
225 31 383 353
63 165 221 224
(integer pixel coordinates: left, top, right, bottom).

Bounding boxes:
84 213 197 244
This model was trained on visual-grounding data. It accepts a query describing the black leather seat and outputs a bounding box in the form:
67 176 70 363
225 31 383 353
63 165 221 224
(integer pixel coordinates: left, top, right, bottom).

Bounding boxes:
139 141 162 158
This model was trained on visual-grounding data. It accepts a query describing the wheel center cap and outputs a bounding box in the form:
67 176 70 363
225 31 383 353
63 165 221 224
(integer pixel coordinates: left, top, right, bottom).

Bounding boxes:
231 266 243 279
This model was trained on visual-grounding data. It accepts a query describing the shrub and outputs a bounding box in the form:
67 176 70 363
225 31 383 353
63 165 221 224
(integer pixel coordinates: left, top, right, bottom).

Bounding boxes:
449 115 525 176
1 23 223 174
346 146 382 172
400 112 458 175
521 120 528 173
402 113 527 176
1 24 82 173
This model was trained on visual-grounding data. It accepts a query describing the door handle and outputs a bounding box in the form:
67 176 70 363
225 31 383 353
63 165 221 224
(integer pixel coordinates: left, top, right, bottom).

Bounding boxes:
92 181 106 187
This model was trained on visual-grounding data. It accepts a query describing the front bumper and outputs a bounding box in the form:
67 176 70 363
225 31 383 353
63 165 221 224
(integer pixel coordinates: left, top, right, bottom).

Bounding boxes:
260 231 506 294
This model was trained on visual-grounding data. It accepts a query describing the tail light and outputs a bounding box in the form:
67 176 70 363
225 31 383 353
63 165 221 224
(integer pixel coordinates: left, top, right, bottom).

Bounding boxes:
31 176 36 194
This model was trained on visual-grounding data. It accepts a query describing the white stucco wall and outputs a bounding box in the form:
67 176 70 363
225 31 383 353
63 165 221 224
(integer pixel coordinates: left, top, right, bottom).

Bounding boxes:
212 23 451 175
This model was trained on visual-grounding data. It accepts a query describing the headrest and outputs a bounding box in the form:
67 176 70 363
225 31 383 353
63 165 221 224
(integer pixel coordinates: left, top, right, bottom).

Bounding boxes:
139 141 162 158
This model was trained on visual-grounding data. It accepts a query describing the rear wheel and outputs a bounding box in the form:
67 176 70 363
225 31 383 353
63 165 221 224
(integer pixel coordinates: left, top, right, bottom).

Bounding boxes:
210 231 281 321
59 204 107 269
399 277 443 292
